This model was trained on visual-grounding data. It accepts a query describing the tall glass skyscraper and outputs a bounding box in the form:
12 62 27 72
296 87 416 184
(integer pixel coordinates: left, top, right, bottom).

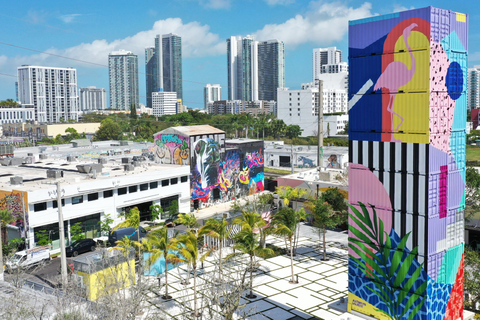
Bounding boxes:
145 34 183 109
258 40 284 101
108 50 139 110
227 36 284 102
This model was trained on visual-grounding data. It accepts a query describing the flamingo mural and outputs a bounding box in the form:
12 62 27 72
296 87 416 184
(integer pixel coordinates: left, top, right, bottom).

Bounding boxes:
374 23 418 138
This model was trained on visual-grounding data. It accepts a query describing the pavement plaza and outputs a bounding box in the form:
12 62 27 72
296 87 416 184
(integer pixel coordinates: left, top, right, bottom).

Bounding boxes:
143 234 366 320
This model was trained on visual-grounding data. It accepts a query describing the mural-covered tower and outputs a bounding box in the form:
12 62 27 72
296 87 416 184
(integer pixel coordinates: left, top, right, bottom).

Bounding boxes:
348 7 467 320
153 125 264 211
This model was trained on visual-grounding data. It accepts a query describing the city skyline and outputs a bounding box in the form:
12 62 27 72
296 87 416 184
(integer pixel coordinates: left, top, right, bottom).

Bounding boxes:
0 1 478 110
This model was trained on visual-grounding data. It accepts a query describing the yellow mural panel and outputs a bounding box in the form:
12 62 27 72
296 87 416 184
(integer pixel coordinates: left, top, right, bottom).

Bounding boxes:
348 292 392 320
456 13 466 22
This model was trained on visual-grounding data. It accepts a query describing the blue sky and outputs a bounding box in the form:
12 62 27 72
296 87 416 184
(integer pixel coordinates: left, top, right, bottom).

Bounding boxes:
0 0 478 109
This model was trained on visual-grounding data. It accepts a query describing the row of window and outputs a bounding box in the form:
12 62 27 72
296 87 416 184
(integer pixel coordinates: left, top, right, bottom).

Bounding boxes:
33 176 189 212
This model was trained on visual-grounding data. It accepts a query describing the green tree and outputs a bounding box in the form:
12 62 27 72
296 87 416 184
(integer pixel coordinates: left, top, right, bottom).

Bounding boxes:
98 214 114 236
306 199 342 260
175 213 198 232
35 230 51 246
230 211 273 298
0 99 19 107
466 167 480 221
0 209 14 245
144 226 181 300
285 125 303 139
465 246 480 311
94 118 123 141
172 232 211 317
275 186 307 208
149 203 163 221
70 222 85 242
198 218 230 280
320 188 348 214
272 207 306 283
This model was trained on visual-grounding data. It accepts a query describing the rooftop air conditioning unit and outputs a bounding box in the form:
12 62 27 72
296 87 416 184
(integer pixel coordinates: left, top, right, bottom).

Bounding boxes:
10 176 23 185
39 154 47 160
67 156 74 162
47 170 64 179
124 164 134 172
121 157 130 164
98 158 107 164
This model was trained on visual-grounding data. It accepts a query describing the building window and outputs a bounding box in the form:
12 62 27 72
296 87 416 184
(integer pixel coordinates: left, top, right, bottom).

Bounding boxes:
118 187 127 195
129 185 138 193
53 199 65 208
140 183 148 191
171 178 178 185
104 190 113 198
34 202 47 212
72 196 83 205
181 176 188 183
88 193 98 201
162 179 169 187
150 181 158 189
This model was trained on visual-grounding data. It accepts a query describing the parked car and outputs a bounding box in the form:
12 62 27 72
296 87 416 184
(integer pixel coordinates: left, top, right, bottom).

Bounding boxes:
5 246 50 272
165 213 180 228
108 227 148 246
66 238 97 257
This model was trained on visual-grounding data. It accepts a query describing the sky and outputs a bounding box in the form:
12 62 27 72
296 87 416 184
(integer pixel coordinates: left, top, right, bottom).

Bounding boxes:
0 0 479 110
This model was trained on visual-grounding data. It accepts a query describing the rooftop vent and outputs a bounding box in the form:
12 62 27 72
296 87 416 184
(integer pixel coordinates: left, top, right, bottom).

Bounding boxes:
47 169 64 179
10 176 23 185
77 163 103 174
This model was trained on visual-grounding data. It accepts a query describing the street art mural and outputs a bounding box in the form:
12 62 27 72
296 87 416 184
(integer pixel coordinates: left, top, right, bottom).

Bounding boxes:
191 146 264 201
326 154 341 169
0 190 28 237
348 7 466 320
154 133 190 165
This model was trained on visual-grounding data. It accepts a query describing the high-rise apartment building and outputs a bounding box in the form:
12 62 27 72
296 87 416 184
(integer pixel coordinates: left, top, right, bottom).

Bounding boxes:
108 50 139 110
17 65 79 123
468 66 480 110
313 47 343 80
204 84 221 109
145 34 183 109
258 40 285 101
152 91 177 117
79 86 106 111
227 36 284 102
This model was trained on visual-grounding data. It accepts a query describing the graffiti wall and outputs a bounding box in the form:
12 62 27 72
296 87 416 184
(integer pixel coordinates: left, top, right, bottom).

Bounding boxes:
348 7 466 320
153 133 190 165
0 190 28 237
192 140 264 202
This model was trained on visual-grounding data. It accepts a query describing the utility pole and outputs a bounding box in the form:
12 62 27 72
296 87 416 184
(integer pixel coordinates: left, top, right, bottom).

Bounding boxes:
56 181 68 286
317 80 324 170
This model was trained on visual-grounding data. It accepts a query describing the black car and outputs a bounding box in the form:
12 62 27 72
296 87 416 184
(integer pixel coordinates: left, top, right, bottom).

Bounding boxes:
165 213 180 228
66 239 96 257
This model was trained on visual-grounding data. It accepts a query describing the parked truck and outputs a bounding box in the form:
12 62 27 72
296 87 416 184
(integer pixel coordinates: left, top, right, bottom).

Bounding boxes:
5 245 51 272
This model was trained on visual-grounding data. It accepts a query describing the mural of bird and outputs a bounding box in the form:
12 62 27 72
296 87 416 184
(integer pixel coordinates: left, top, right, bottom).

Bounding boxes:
374 23 418 136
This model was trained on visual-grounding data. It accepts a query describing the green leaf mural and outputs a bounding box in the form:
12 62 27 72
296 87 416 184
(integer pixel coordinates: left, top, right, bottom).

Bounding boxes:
348 202 427 320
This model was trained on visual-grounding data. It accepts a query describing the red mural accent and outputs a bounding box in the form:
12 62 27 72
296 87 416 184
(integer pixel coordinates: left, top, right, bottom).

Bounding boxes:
380 18 430 142
444 253 464 320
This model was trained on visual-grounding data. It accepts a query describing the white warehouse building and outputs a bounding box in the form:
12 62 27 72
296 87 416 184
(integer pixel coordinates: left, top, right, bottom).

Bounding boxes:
0 146 190 253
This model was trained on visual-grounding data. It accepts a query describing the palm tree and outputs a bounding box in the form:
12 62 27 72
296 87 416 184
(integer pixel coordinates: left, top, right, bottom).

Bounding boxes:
198 218 229 281
230 211 273 298
0 209 14 244
272 207 306 284
172 232 211 318
175 213 198 232
144 227 181 300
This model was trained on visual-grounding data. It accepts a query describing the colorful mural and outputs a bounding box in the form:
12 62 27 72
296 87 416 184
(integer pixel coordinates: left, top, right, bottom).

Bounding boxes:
0 190 28 237
154 133 190 165
348 7 466 320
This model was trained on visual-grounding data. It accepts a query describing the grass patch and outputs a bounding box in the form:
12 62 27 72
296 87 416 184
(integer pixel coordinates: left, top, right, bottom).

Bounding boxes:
51 252 61 258
264 167 293 175
256 243 287 259
467 145 480 161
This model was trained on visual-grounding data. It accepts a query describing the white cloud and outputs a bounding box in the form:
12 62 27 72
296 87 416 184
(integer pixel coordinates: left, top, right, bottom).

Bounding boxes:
254 1 373 48
0 18 224 74
201 0 231 9
59 14 81 23
392 4 414 13
264 0 294 5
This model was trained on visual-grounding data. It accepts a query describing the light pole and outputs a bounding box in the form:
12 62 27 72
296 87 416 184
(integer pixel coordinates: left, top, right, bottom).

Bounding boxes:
56 181 68 286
